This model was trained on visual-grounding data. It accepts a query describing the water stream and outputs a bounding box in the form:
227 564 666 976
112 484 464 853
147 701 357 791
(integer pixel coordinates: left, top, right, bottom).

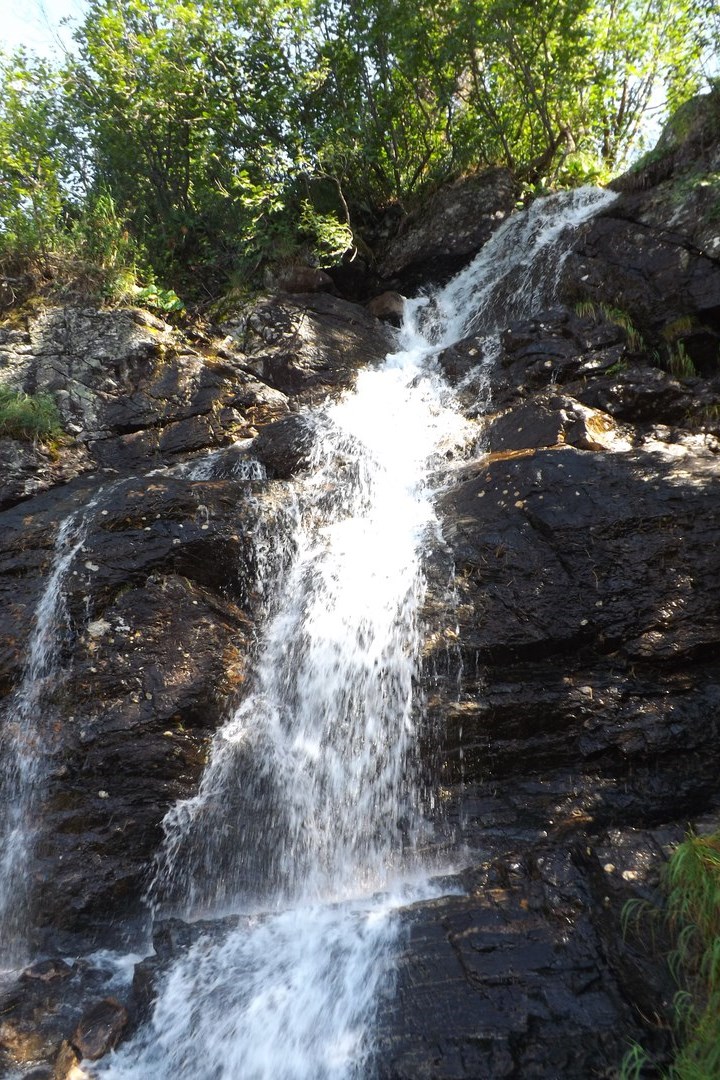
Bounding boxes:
0 188 616 1074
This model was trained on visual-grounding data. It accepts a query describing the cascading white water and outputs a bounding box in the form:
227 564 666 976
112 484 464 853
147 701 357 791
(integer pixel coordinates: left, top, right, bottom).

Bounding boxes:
0 504 97 967
95 187 616 1080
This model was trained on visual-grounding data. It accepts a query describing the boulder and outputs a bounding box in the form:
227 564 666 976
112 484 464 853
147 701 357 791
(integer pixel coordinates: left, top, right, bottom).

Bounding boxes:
72 998 128 1060
366 291 406 327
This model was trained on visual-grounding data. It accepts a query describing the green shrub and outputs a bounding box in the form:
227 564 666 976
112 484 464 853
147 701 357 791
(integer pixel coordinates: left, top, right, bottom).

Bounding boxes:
620 828 720 1080
0 386 63 441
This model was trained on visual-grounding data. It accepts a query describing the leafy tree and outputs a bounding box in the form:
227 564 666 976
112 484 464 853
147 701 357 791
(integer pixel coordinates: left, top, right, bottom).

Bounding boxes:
0 51 76 272
0 0 718 301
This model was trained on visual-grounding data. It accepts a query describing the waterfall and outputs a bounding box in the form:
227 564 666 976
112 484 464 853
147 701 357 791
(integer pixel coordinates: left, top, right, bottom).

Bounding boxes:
0 503 97 967
89 187 616 1079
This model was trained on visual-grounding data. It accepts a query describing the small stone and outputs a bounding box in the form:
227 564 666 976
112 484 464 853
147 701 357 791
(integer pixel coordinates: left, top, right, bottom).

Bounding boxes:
72 997 129 1061
98 790 109 799
84 561 100 572
603 863 615 873
20 957 73 982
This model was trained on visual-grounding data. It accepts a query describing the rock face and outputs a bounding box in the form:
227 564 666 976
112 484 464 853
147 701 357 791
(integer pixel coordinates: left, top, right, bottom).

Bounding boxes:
1 95 720 1079
377 167 519 292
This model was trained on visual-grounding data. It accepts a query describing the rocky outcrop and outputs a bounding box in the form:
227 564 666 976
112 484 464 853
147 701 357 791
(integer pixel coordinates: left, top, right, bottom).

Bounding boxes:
0 292 392 503
558 87 720 373
377 167 519 292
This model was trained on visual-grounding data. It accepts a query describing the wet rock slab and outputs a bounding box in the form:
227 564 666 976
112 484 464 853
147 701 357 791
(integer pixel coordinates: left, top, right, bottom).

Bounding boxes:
376 826 677 1080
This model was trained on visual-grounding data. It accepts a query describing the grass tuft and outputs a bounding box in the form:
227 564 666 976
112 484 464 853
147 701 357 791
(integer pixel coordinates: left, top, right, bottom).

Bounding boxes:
620 828 720 1080
0 385 63 441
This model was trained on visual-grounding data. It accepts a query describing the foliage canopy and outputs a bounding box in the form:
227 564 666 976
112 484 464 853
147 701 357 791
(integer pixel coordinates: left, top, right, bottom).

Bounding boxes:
0 0 717 301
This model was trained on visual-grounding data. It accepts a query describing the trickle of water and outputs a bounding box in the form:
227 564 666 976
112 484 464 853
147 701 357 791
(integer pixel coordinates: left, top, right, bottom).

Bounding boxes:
97 187 616 1080
0 503 97 966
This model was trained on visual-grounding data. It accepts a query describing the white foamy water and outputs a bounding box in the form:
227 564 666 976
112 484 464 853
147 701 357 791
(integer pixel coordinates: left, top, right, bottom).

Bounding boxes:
95 187 616 1080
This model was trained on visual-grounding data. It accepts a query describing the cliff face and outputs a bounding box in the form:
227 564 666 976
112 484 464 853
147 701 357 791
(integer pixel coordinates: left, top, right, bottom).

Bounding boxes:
1 93 719 1078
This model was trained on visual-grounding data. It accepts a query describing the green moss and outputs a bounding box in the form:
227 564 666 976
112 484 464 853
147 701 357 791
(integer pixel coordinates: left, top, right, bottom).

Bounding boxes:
0 385 63 441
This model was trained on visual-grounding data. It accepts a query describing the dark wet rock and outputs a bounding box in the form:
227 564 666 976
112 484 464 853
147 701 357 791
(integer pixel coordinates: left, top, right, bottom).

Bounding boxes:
0 437 93 511
435 443 720 667
375 825 677 1080
483 394 633 453
72 998 128 1060
559 211 720 370
0 469 268 940
219 292 393 403
252 413 315 478
378 168 519 291
0 956 133 1078
21 959 73 984
366 291 406 327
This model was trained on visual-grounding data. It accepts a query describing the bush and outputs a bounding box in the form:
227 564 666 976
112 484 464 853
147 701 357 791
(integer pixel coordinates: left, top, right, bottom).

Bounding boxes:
0 386 63 441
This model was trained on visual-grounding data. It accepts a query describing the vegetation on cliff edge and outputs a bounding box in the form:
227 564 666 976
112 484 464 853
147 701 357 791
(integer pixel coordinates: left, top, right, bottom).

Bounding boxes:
0 0 718 304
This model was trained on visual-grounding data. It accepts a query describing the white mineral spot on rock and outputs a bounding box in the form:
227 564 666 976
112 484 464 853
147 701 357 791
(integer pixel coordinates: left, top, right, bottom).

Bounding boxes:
101 510 109 516
580 618 589 626
84 561 100 572
622 870 639 881
595 601 604 607
579 686 593 697
173 538 181 544
514 500 524 508
201 524 209 530
477 491 485 498
98 790 109 799
87 619 110 639
144 527 151 532
603 863 615 873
